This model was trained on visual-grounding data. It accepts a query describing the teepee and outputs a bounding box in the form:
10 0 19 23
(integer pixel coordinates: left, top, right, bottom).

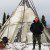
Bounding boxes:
0 0 49 43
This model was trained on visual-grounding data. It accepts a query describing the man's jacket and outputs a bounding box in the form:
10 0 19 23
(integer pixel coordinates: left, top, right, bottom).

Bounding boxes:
30 21 44 35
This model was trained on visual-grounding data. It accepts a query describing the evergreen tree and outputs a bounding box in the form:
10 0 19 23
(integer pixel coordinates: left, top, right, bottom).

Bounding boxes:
41 15 46 27
2 12 6 25
7 14 10 19
0 23 2 29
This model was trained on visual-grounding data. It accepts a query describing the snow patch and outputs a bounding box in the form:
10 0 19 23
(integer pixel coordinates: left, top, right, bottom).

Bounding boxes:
0 42 49 50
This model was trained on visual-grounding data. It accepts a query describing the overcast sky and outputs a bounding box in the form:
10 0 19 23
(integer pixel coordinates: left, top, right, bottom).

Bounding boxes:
0 0 50 27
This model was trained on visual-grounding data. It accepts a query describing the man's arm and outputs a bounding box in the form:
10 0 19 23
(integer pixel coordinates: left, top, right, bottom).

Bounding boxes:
40 23 44 31
30 23 34 33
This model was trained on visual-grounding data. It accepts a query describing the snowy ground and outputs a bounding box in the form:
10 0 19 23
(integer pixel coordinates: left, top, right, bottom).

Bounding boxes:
0 42 50 50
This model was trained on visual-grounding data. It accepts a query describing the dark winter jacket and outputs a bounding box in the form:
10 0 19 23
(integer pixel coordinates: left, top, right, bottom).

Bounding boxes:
30 20 44 35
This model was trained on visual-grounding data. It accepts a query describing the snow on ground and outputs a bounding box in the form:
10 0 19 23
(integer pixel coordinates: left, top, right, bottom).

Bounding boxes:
24 44 49 50
0 42 50 50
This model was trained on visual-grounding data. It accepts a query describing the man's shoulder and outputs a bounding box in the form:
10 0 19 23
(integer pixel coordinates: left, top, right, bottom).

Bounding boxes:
31 23 34 26
39 22 44 28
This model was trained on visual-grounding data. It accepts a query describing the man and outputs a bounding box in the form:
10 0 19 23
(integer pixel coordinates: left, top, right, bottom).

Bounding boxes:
41 15 46 27
30 17 44 50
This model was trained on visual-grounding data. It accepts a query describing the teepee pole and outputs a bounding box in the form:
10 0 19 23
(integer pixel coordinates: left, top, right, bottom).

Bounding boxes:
20 0 25 42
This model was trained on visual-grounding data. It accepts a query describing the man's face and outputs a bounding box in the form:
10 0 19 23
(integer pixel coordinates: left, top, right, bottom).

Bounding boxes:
34 17 39 23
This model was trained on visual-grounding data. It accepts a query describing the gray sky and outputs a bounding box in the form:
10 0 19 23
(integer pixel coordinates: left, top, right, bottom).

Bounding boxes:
33 0 50 27
0 0 50 27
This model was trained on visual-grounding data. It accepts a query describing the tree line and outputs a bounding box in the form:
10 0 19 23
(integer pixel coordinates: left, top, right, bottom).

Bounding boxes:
2 12 10 25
